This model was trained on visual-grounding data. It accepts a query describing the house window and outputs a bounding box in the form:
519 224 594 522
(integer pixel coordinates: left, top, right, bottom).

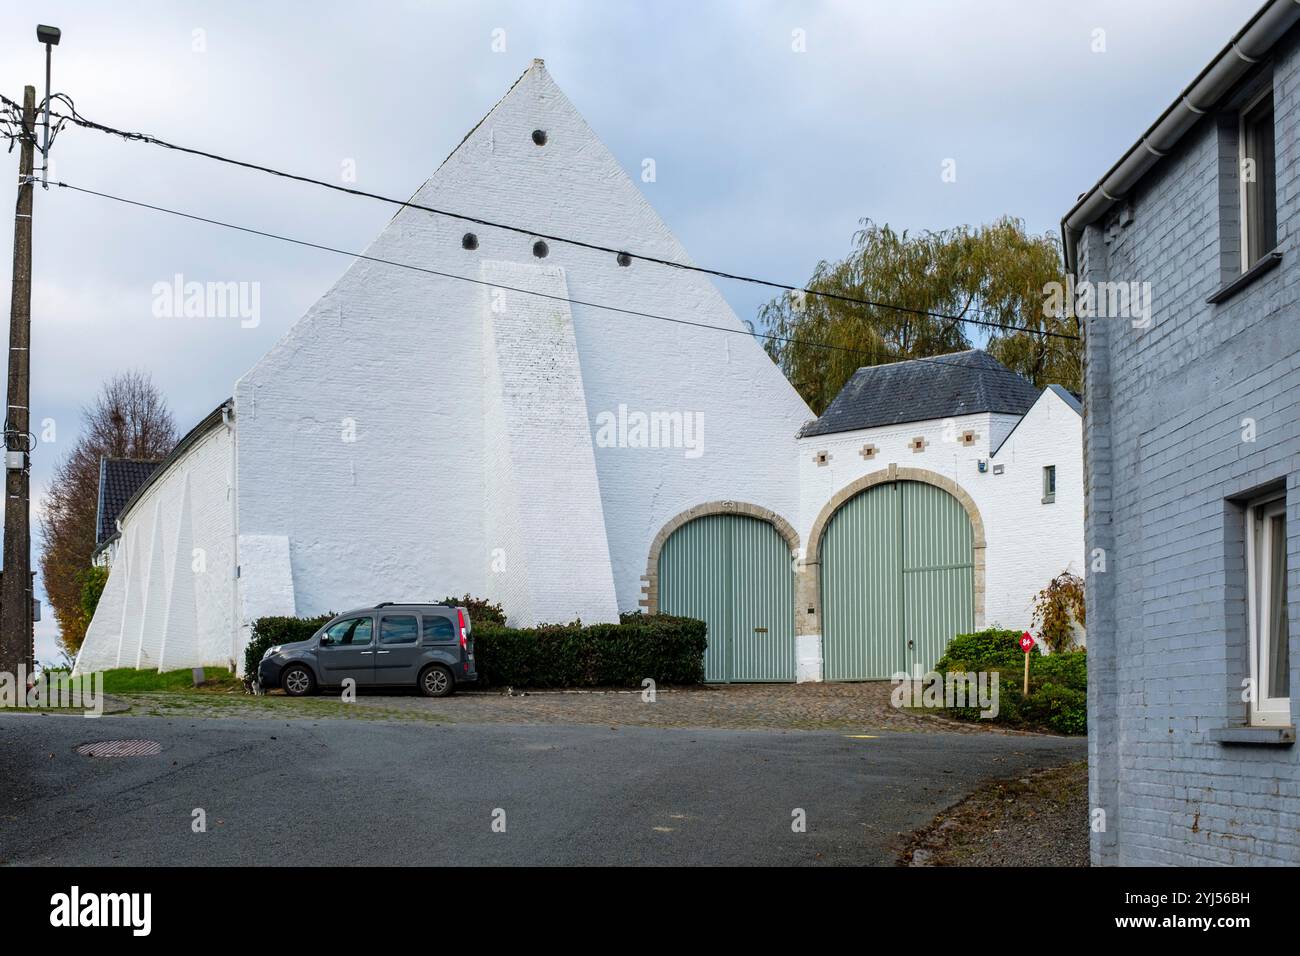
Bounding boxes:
1247 495 1290 726
1042 465 1056 504
1240 89 1277 271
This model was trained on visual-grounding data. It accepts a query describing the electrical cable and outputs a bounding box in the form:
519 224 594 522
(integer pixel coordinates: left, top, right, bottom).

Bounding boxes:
52 179 1073 383
11 92 1078 343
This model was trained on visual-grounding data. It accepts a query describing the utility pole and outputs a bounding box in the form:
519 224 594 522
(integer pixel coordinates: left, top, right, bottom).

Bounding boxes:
0 85 35 673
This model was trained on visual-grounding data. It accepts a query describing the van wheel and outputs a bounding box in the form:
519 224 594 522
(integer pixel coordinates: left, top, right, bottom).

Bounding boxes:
419 665 454 698
282 665 316 697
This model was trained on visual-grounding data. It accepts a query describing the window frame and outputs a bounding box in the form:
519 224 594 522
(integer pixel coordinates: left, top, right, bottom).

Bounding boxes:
1238 86 1277 273
322 616 373 647
422 614 456 644
1041 465 1056 505
379 614 420 646
1246 494 1291 726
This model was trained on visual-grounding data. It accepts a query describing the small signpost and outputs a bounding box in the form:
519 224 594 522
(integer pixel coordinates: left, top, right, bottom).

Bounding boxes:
1020 631 1035 695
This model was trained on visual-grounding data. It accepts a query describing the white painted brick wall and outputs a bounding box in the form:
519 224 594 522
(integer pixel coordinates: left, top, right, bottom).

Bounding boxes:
797 391 1085 635
75 419 236 674
480 260 619 625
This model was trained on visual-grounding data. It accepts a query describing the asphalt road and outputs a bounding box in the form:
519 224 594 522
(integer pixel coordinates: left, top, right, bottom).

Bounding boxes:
0 714 1083 865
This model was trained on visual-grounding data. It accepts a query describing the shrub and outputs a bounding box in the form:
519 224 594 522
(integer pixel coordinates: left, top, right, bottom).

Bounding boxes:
1022 681 1087 736
472 612 707 688
931 628 1086 735
935 628 1036 671
79 565 110 624
1032 571 1085 653
442 594 506 627
244 613 333 679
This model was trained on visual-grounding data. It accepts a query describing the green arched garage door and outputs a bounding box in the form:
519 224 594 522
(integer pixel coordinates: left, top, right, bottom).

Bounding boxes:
658 514 795 682
821 481 974 680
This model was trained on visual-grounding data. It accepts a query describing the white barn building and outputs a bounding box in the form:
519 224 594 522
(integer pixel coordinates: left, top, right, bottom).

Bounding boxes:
75 62 1083 681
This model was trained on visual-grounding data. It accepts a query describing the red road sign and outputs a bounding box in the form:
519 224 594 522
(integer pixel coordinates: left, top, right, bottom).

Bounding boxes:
1020 632 1036 652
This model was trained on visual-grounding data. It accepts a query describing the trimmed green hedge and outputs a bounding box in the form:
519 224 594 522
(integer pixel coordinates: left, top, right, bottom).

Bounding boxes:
244 613 332 679
934 627 1087 735
245 607 707 690
473 613 707 688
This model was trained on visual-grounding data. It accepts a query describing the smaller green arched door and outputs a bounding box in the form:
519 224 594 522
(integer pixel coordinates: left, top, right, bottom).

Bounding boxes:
657 514 795 682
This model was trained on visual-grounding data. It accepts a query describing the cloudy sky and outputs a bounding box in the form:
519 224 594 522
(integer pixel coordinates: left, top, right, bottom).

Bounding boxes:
0 0 1263 661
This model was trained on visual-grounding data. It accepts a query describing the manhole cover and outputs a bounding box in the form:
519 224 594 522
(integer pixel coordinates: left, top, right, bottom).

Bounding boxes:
76 739 162 758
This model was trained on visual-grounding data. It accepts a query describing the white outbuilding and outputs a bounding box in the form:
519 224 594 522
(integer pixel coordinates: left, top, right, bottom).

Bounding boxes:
75 62 1083 681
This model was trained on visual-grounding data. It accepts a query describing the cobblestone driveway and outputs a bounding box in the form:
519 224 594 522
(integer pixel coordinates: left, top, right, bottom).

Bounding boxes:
114 682 1050 735
347 681 1030 733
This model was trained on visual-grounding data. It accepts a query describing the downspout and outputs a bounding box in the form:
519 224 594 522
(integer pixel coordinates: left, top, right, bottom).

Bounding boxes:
1061 0 1300 273
222 401 239 673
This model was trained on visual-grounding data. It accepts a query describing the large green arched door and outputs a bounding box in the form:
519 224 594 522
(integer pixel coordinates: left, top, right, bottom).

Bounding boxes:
821 481 974 679
658 514 795 682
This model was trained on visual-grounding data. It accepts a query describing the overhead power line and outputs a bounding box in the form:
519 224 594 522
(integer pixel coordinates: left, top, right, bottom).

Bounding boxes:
53 180 1062 382
17 92 1078 343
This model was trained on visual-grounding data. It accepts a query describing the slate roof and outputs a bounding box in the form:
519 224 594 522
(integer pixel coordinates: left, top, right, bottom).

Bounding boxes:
96 458 161 546
798 349 1044 438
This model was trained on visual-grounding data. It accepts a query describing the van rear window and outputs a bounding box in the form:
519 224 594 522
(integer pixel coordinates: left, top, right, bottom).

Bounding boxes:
422 615 455 642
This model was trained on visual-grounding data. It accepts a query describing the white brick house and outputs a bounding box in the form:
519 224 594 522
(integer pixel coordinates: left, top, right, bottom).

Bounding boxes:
788 353 1083 682
75 62 1083 680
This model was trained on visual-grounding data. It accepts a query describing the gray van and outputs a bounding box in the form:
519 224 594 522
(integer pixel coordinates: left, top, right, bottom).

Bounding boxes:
257 602 477 698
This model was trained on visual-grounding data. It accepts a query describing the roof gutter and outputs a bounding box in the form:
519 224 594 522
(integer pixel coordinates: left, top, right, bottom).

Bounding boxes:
114 400 232 530
1061 0 1300 273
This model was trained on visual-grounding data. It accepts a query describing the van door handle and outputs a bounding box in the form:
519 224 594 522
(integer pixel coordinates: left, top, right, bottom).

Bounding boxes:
360 651 373 655
376 650 390 655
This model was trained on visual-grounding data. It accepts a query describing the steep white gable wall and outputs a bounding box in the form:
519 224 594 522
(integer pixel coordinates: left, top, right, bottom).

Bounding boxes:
233 61 809 642
480 260 619 625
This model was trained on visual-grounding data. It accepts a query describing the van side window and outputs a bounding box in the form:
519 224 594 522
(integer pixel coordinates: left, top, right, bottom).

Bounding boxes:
422 615 455 643
380 616 419 645
325 617 372 645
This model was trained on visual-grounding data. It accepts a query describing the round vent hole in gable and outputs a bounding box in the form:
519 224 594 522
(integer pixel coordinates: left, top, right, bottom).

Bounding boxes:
532 240 549 258
531 129 548 146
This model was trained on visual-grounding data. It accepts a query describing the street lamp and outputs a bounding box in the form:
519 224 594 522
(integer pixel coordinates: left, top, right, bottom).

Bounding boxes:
35 24 60 189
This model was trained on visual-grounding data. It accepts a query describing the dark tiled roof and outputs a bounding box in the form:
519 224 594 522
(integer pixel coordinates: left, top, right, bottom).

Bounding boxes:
798 350 1043 438
96 458 161 545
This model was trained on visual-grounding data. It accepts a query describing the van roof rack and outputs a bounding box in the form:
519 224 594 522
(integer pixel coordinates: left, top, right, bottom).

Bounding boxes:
374 601 454 608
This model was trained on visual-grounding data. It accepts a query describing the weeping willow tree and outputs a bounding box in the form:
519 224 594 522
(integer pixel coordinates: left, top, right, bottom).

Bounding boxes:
759 218 1080 415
